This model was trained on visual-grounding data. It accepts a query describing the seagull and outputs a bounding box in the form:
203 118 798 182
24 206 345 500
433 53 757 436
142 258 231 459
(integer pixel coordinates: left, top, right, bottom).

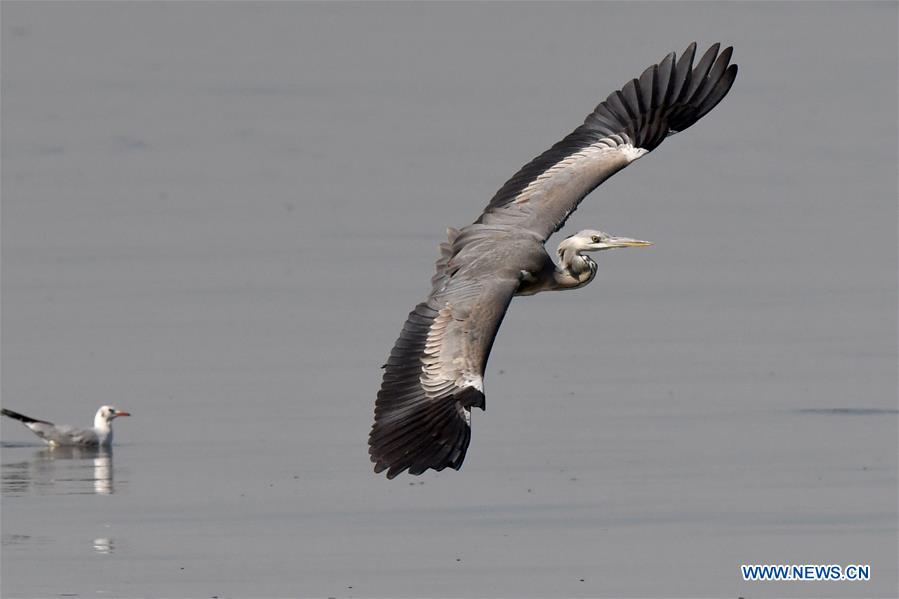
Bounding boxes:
1 406 131 447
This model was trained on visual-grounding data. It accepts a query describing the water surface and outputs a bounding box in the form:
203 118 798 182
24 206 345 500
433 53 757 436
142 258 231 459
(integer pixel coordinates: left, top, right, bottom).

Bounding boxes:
2 3 896 597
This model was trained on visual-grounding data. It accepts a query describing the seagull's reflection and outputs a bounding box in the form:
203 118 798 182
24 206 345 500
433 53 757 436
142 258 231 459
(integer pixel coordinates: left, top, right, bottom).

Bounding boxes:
93 537 114 554
39 446 115 495
1 445 117 496
92 449 113 495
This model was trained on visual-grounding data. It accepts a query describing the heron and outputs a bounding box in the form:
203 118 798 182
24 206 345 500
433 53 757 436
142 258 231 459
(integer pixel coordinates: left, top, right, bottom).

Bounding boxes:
1 406 131 447
369 43 737 478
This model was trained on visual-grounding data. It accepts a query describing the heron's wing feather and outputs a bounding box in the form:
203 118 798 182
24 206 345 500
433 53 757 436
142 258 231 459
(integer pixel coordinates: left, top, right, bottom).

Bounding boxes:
370 233 528 479
476 42 737 240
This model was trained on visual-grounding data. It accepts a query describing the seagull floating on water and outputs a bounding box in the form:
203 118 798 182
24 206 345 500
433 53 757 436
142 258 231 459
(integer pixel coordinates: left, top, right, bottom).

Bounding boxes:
1 406 131 447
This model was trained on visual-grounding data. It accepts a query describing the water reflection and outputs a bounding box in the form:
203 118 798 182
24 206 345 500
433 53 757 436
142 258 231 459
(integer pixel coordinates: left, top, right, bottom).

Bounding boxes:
1 532 53 553
93 537 114 554
1 444 120 496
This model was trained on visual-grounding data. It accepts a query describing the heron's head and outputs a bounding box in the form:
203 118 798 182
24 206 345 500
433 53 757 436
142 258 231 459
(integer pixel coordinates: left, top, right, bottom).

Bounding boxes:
562 229 653 254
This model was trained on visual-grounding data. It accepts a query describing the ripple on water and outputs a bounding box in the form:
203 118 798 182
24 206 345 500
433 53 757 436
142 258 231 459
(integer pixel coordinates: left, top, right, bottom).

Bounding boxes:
796 408 899 416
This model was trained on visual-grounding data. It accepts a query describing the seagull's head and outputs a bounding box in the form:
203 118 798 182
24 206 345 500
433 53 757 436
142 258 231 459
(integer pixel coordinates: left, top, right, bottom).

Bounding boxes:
564 229 653 253
96 405 131 426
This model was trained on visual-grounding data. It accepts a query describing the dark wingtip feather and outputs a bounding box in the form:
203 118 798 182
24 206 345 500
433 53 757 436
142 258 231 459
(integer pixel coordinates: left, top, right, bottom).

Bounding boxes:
473 42 737 260
637 64 655 111
1 408 52 425
589 42 736 151
655 53 675 106
694 63 738 120
369 300 475 479
370 397 472 479
682 43 720 101
671 42 697 102
668 43 737 133
693 46 733 104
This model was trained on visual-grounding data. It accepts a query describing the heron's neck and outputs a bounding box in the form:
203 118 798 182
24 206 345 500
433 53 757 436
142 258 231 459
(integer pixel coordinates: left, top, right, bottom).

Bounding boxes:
554 244 597 289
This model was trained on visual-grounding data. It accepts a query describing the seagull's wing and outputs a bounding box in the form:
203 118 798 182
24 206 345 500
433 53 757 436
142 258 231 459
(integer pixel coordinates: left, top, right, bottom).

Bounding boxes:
1 408 100 446
476 42 737 240
39 424 100 446
369 227 543 479
2 408 53 426
28 423 98 446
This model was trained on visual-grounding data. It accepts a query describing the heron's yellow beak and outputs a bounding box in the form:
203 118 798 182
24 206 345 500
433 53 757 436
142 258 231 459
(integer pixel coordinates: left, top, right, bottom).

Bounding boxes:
605 236 653 249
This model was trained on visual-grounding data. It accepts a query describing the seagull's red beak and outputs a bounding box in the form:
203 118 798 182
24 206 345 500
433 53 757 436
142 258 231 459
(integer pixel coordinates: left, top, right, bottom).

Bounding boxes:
115 411 131 417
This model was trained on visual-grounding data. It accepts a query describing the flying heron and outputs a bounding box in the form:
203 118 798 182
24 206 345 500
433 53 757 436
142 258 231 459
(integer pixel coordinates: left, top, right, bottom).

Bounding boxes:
369 43 737 478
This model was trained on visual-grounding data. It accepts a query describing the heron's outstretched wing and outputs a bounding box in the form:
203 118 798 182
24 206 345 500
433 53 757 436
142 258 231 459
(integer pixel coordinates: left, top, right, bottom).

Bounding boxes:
476 42 737 240
369 228 539 479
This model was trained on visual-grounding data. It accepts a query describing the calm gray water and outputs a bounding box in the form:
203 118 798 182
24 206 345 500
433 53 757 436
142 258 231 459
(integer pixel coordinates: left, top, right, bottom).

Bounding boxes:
2 3 896 598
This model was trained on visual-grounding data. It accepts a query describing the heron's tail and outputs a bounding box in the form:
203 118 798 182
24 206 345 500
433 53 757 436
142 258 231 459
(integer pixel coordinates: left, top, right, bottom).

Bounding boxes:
1 408 52 425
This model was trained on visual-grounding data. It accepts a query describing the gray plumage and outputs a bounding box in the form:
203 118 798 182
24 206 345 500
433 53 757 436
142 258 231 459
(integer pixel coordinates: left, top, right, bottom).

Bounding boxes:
369 43 737 479
2 406 130 447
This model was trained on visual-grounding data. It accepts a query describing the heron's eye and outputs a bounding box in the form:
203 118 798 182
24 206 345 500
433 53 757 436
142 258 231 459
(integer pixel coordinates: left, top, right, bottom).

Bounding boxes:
591 235 601 243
